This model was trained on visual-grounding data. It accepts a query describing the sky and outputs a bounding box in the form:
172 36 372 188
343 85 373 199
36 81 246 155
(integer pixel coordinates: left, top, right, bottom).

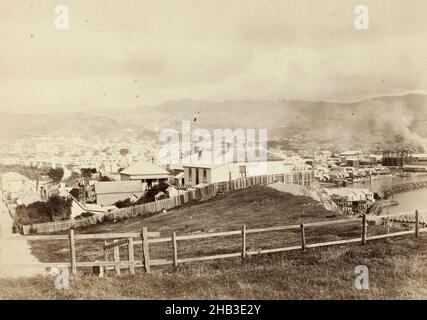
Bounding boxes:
0 0 426 113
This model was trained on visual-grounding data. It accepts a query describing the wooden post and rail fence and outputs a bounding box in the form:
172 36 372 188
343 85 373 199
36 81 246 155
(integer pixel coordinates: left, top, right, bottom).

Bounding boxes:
1 210 425 276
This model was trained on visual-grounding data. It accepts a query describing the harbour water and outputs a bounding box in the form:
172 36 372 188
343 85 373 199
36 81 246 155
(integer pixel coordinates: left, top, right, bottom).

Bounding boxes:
351 174 427 214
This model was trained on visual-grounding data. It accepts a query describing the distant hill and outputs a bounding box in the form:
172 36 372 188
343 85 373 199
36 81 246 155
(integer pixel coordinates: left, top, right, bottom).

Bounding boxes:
1 93 426 151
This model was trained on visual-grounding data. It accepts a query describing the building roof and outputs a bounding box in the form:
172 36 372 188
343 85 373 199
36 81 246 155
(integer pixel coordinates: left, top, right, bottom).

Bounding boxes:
1 172 29 182
174 172 185 179
183 160 284 169
325 188 372 201
120 161 169 176
182 163 223 169
95 181 145 194
18 190 42 206
340 150 363 156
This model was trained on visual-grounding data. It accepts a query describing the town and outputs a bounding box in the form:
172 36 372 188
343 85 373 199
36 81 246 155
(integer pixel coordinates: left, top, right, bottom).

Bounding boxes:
1 140 427 234
1 0 427 303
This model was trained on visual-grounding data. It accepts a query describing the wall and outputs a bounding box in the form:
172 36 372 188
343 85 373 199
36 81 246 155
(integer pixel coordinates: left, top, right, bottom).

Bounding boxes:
184 161 295 186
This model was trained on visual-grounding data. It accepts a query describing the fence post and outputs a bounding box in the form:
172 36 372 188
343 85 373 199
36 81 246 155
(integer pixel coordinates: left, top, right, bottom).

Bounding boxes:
172 232 178 268
128 237 135 274
142 227 151 273
242 225 246 259
386 218 390 240
415 210 420 238
362 214 367 244
113 239 121 275
300 224 306 251
69 228 77 274
104 240 109 277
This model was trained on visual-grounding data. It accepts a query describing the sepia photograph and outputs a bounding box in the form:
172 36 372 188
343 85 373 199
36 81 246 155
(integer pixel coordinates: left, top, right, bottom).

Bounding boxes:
0 0 427 307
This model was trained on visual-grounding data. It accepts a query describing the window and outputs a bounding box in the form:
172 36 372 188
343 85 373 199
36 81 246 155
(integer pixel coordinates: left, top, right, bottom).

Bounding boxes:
239 166 247 178
188 168 192 181
203 169 207 182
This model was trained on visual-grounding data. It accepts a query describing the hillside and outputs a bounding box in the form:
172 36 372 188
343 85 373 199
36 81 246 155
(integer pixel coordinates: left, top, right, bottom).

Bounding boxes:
4 184 427 299
30 185 339 263
1 93 427 151
30 184 391 267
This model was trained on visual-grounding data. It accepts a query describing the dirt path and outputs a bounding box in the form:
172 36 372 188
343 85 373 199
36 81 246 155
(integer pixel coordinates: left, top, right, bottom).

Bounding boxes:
0 195 45 278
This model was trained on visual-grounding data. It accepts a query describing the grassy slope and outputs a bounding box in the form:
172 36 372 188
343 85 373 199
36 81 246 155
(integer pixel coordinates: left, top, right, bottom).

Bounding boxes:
2 184 424 299
30 185 348 263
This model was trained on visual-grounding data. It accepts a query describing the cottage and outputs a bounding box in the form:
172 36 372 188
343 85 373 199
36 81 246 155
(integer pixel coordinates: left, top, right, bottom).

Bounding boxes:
120 161 169 190
183 160 289 186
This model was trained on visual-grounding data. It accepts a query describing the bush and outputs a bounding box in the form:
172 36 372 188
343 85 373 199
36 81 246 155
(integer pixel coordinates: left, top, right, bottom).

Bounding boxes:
101 213 115 223
135 181 170 205
80 212 94 218
114 198 132 208
15 196 73 225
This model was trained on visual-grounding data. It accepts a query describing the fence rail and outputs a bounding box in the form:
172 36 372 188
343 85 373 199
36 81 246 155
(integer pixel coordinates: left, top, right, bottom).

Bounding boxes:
2 210 425 275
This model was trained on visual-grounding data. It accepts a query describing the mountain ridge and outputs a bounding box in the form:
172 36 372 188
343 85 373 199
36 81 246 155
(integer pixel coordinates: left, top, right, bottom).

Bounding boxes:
1 93 426 152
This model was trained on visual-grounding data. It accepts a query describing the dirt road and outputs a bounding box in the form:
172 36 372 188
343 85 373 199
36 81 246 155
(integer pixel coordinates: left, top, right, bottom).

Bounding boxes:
0 195 45 278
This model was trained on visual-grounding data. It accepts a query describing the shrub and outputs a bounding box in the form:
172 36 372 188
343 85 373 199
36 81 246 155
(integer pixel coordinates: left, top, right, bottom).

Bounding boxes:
135 181 170 205
80 212 94 218
15 196 73 225
114 198 132 208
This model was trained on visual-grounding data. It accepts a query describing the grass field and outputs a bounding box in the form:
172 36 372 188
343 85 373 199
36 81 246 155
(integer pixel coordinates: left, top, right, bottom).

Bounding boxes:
1 236 427 299
1 184 424 300
29 185 368 264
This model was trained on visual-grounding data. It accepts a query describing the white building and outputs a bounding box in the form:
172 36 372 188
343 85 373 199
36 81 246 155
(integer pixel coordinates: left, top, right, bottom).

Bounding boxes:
183 160 289 186
339 151 364 162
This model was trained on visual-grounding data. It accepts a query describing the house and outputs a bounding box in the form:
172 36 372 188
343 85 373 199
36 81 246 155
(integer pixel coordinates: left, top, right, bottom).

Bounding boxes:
174 172 185 186
324 187 375 214
183 160 291 186
94 181 145 206
339 151 364 164
120 161 169 190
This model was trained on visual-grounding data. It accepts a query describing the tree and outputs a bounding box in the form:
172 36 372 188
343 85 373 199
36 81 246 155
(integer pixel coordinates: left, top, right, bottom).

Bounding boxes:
81 168 97 179
65 172 80 187
48 167 64 184
45 195 73 221
15 195 72 224
136 181 170 204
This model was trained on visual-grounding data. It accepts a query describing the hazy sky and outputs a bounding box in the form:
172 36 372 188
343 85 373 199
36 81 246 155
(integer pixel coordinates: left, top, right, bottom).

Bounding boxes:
0 0 426 113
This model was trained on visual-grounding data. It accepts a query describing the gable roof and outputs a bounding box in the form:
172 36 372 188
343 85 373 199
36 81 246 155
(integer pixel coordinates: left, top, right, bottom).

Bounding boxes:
95 181 145 194
120 161 169 176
